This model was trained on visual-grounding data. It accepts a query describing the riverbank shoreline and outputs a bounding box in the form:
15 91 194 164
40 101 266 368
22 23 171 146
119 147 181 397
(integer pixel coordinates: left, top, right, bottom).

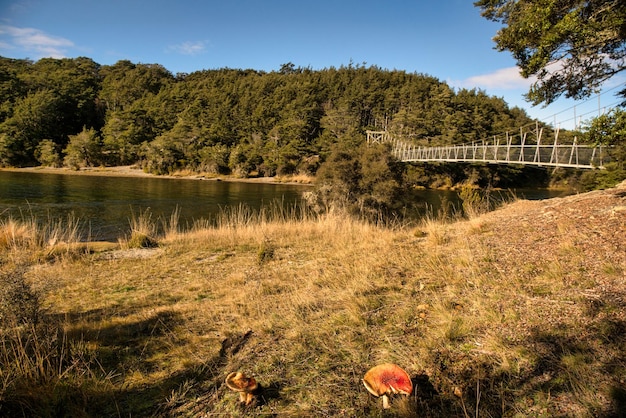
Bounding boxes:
0 165 314 186
1 165 577 192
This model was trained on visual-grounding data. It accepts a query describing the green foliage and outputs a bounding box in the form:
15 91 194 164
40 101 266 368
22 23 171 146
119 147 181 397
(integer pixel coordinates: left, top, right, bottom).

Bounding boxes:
313 139 364 212
227 144 255 178
139 135 184 175
0 57 102 166
12 57 609 193
102 109 155 165
126 232 159 249
0 57 30 123
582 108 626 167
99 60 173 112
312 139 406 220
126 208 159 248
567 108 626 190
459 183 496 217
63 127 102 169
35 139 62 167
578 163 626 191
257 239 276 265
3 55 620 193
0 89 63 166
359 142 406 210
197 144 230 174
0 56 539 176
476 0 626 105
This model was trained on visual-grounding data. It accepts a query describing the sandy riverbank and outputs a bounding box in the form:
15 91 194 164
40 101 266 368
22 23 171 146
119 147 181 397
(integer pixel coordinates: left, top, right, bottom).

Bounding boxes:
0 165 314 185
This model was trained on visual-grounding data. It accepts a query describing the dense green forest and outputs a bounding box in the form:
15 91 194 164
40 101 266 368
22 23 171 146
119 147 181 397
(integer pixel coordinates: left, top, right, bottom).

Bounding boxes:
1 55 623 196
0 56 540 171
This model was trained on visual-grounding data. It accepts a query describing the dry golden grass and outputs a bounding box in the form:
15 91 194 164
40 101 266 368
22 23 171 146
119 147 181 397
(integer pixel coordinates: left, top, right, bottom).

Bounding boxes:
1 186 625 416
0 217 36 249
273 173 315 184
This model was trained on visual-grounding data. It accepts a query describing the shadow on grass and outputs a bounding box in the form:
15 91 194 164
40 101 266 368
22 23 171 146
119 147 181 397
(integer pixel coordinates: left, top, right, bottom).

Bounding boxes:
411 373 459 416
517 317 626 418
415 288 626 417
75 310 248 417
3 287 625 416
0 307 235 417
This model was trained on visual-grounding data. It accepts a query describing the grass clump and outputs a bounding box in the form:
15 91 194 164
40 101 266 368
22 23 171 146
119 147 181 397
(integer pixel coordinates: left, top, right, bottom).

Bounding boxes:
0 214 90 263
256 238 276 265
124 208 159 248
0 218 36 250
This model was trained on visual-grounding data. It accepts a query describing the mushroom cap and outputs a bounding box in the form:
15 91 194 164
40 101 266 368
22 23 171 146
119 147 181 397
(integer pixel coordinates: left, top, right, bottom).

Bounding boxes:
363 363 413 397
225 372 258 393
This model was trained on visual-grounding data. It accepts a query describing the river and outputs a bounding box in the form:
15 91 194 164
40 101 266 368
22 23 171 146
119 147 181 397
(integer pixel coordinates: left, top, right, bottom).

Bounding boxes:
0 170 572 241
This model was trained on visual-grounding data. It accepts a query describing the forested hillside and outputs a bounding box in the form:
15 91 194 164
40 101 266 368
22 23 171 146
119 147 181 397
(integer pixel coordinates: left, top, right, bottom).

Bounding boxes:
0 56 541 176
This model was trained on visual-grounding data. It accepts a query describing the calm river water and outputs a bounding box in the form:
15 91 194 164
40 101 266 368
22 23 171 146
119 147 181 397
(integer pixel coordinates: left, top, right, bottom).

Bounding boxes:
0 170 572 241
0 171 308 241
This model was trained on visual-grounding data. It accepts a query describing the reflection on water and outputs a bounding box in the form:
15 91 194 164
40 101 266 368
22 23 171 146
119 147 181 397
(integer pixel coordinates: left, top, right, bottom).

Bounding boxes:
0 171 573 241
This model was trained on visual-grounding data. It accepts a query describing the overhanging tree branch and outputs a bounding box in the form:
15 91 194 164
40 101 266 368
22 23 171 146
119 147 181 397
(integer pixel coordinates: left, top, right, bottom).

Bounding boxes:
475 0 626 105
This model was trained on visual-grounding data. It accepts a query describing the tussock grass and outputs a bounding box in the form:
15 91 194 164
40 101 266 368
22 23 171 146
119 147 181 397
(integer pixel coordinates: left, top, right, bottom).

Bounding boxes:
123 208 159 248
1 198 624 416
0 214 90 263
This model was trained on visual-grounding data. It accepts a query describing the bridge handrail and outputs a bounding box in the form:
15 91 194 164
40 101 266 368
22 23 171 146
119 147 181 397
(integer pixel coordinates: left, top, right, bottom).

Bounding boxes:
366 130 606 169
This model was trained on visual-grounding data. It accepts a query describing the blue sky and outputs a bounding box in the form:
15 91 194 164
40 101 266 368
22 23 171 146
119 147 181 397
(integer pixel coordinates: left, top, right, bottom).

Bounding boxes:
1 0 623 130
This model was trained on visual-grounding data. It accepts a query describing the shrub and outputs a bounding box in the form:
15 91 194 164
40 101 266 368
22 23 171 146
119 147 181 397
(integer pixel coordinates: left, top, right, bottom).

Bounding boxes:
0 268 105 416
578 163 626 191
34 139 62 167
459 183 491 218
197 144 231 174
63 127 102 169
312 139 406 220
139 136 184 175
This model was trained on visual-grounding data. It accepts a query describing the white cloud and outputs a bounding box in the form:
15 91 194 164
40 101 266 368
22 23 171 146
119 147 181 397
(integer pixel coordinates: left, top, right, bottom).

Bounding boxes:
0 25 74 58
167 41 207 56
6 0 36 14
453 66 536 91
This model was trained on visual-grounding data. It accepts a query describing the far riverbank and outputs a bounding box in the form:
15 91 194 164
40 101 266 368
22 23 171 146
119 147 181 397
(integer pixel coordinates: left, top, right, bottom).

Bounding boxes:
0 165 315 186
1 165 577 192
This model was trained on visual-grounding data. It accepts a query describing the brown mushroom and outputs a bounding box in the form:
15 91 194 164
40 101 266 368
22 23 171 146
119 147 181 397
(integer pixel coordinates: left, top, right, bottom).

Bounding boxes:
225 371 259 406
362 363 413 409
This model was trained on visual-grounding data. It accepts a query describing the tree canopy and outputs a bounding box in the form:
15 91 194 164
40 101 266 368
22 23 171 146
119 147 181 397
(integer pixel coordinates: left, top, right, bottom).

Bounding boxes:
475 0 626 105
0 56 539 175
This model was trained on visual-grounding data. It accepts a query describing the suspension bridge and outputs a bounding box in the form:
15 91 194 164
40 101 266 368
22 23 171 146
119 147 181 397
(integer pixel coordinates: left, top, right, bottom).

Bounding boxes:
367 127 607 170
365 83 626 170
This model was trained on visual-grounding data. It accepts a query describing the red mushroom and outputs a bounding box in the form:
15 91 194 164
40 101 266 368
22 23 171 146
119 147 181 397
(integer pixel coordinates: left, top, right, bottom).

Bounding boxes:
362 363 413 409
225 371 258 406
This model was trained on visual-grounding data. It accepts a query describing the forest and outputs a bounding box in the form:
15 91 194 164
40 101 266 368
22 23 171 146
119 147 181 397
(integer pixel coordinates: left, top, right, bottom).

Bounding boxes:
0 57 540 168
1 55 622 194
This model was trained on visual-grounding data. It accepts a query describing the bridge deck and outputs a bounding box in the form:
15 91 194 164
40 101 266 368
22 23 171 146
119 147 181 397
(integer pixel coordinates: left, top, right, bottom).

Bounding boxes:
367 131 606 169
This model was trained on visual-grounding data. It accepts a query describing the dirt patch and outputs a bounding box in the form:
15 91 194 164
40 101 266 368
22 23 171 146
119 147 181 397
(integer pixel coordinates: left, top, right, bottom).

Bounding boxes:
473 180 625 271
98 247 163 260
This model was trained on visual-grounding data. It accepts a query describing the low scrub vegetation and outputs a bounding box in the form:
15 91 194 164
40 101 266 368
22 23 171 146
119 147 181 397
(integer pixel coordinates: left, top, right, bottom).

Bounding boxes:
0 188 624 416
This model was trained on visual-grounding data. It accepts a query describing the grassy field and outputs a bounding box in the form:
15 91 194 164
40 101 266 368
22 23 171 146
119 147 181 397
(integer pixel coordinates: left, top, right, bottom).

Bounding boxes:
1 185 625 417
